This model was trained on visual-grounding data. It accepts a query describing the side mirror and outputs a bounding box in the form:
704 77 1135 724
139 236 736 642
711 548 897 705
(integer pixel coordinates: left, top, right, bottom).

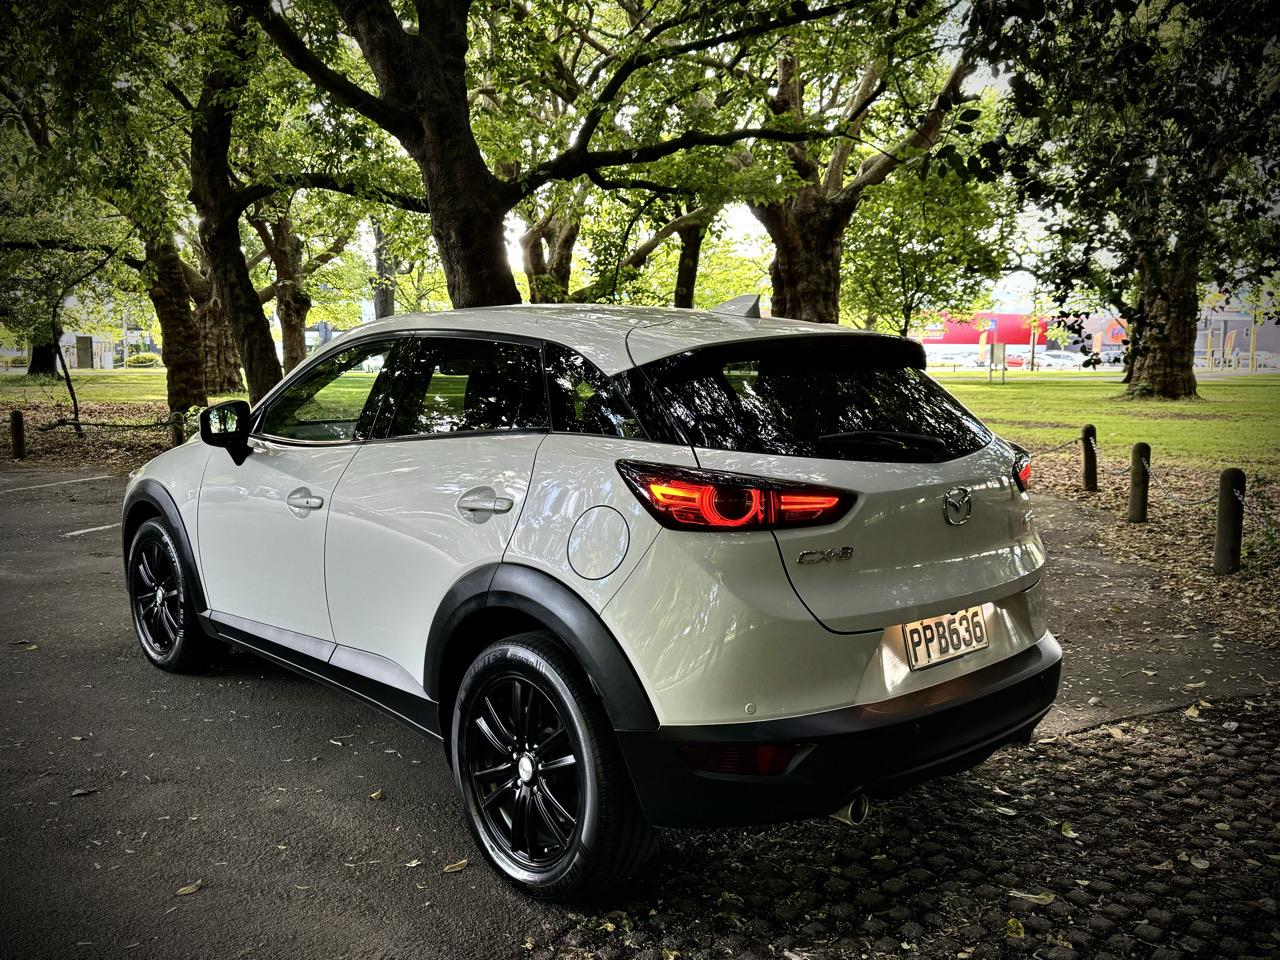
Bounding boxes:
199 400 252 465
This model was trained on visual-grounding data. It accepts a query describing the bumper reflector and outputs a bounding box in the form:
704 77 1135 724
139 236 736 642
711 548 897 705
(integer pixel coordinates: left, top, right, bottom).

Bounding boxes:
680 743 802 776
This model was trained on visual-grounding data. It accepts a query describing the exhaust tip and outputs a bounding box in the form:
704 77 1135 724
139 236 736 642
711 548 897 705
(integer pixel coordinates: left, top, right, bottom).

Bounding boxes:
830 794 871 826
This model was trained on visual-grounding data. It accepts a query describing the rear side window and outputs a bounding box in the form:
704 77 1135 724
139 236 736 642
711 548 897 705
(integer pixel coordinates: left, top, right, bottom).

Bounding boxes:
385 337 548 438
637 335 991 462
544 343 643 439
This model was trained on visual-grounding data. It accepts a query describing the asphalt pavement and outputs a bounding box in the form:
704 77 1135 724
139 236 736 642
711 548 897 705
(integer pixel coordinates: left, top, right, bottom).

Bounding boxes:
1 468 1276 959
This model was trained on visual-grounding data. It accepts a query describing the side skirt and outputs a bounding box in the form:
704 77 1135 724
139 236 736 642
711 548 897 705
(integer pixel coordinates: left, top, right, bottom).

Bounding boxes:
198 613 442 741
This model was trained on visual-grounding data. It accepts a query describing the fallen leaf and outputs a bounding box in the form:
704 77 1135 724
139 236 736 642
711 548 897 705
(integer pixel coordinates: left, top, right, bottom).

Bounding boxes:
1151 860 1175 871
1061 821 1079 839
22 644 37 651
1106 727 1126 740
1009 890 1056 905
70 736 85 741
1222 721 1240 732
368 789 383 801
1006 918 1025 938
1183 681 1206 690
404 859 423 868
175 880 202 896
70 787 97 797
442 859 468 874
1189 856 1210 870
1184 704 1200 718
994 806 1018 817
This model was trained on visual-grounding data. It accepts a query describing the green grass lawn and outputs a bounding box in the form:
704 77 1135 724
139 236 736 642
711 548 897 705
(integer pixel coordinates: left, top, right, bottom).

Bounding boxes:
940 373 1280 476
4 368 1277 476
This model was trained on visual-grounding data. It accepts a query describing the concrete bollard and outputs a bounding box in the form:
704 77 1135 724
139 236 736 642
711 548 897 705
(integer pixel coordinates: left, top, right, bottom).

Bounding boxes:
1213 468 1246 575
1081 424 1098 492
169 411 186 448
1127 442 1150 523
10 410 25 459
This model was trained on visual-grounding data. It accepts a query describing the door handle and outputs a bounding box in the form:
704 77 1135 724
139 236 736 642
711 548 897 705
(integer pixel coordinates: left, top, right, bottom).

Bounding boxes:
457 487 514 521
286 489 324 512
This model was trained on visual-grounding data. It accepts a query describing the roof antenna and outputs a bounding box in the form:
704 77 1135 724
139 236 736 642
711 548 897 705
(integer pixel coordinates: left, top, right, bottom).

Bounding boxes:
711 294 761 319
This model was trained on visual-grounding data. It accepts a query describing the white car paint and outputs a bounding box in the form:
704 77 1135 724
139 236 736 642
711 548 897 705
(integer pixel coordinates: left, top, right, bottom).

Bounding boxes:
325 432 543 685
133 304 1053 735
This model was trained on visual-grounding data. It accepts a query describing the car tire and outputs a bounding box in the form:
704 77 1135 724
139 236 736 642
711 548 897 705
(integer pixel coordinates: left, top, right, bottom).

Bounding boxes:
451 631 656 899
126 518 217 673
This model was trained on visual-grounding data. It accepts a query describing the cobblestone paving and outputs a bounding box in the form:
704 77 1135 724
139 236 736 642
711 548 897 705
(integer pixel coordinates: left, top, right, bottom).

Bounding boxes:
529 698 1280 960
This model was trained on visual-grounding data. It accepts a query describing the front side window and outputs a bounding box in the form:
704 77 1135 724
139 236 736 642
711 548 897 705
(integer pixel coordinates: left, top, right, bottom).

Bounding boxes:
544 343 643 439
258 339 398 442
638 335 992 462
385 337 548 438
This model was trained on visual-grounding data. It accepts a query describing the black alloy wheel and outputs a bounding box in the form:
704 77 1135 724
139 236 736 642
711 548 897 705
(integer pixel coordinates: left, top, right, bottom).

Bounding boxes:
127 518 216 672
452 632 655 898
131 536 182 657
465 673 581 869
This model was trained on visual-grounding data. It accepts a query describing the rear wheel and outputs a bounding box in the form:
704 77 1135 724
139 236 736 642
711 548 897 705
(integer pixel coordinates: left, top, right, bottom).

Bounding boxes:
452 632 655 899
127 518 216 673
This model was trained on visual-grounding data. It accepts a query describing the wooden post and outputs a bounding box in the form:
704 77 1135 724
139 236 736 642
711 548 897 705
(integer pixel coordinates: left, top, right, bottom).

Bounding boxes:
1081 424 1098 492
1127 442 1150 523
169 411 186 448
10 410 25 460
1213 469 1246 575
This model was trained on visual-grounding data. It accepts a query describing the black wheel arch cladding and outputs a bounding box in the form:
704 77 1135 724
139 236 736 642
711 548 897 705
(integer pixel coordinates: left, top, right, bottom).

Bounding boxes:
426 562 659 733
123 479 208 613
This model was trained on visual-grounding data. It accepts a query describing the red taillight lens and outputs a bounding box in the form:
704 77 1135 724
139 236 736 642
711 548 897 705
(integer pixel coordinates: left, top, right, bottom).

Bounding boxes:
680 743 804 776
617 461 854 531
1011 445 1032 492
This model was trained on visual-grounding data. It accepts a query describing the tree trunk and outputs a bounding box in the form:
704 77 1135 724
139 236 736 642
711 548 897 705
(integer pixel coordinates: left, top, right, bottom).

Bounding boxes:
372 221 396 318
673 221 707 309
1127 252 1199 399
144 239 208 412
197 298 245 395
188 8 282 404
27 321 61 377
277 284 311 373
407 138 522 308
520 216 579 303
752 197 845 323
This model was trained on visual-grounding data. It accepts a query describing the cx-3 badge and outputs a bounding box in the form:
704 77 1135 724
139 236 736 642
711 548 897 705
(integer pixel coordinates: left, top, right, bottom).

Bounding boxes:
796 546 854 564
943 487 973 525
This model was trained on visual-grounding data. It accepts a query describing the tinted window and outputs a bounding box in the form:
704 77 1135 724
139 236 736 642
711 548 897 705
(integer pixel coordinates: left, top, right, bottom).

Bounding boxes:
638 336 991 462
545 343 643 439
259 339 398 442
385 337 547 437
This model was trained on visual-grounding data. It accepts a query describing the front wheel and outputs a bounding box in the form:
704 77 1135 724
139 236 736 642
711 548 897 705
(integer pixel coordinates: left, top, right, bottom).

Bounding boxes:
451 632 655 899
127 518 217 673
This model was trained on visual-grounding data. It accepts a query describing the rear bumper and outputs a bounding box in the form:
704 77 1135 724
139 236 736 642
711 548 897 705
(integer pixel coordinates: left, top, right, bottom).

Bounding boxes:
616 632 1061 828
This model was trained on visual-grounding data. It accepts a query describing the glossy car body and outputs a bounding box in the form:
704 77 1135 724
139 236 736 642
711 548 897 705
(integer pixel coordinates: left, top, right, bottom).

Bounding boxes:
122 303 1059 890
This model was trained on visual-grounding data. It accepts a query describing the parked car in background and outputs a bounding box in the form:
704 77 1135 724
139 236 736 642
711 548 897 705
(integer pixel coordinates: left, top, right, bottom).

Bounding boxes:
121 304 1060 898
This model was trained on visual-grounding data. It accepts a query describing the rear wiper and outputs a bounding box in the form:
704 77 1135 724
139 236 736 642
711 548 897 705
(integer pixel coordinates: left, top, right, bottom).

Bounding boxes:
817 430 947 451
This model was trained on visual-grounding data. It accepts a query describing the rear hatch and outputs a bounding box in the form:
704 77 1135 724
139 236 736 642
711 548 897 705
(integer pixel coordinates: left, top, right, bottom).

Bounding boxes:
633 333 1044 634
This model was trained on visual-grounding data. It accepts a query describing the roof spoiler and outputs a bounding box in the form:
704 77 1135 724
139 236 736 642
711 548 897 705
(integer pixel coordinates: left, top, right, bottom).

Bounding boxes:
710 294 761 319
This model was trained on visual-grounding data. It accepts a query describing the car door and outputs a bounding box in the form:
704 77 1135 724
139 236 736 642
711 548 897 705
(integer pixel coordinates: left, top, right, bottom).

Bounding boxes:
325 334 548 686
197 336 405 649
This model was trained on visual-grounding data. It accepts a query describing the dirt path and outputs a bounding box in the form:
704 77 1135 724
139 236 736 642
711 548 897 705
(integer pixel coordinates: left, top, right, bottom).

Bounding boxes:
1033 493 1279 734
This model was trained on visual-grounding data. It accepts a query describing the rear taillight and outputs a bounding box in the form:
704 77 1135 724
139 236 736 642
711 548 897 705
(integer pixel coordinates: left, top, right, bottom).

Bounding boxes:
1011 445 1032 492
617 460 854 531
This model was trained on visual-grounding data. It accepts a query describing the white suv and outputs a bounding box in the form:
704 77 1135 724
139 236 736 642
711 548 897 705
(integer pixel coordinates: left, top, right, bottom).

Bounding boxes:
121 304 1059 898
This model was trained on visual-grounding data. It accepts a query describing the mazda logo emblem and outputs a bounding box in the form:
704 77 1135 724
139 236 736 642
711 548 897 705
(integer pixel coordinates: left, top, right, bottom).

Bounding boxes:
942 486 973 526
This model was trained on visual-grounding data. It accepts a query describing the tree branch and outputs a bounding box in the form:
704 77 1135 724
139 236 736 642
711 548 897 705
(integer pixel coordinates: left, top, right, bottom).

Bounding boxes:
512 126 831 201
833 45 976 216
233 172 430 215
0 238 145 271
238 0 416 138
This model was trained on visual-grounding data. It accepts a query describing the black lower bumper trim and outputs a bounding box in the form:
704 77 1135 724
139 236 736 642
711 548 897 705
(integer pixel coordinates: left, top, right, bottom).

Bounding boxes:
617 635 1061 828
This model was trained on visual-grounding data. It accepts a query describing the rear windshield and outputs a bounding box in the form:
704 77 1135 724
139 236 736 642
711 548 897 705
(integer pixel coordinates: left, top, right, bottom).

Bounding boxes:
633 335 991 462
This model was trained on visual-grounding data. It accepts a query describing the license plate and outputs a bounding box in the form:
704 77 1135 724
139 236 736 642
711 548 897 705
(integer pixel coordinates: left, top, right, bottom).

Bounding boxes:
902 605 989 670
